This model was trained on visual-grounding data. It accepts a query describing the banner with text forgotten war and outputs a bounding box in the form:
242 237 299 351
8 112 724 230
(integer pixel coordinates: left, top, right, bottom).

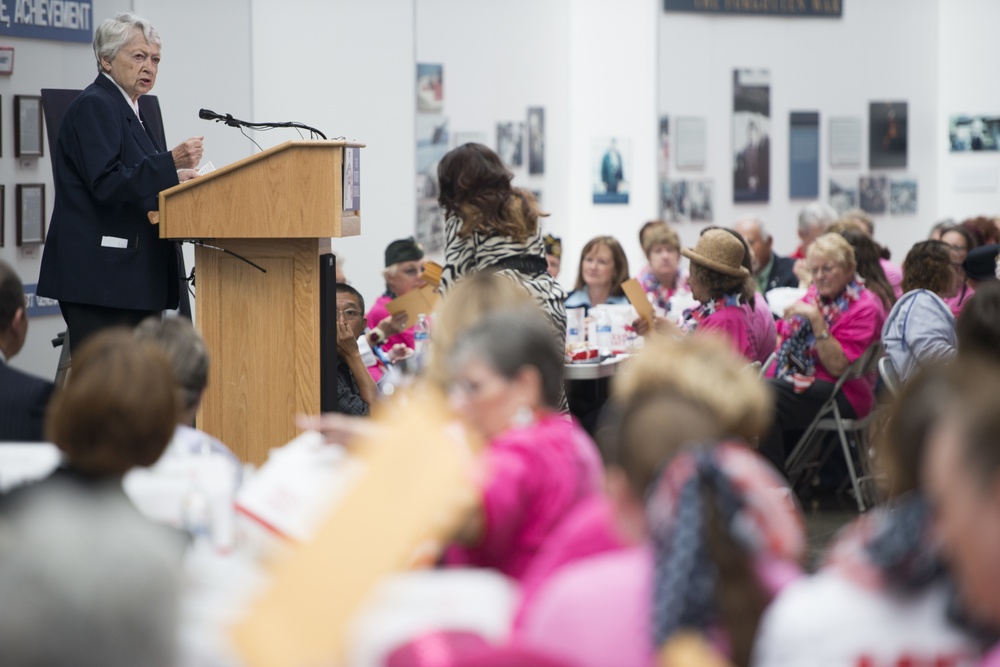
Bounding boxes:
664 0 841 17
0 0 93 44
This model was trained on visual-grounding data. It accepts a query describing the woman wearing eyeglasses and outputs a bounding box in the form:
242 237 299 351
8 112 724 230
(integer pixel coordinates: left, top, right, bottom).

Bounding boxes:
759 233 885 475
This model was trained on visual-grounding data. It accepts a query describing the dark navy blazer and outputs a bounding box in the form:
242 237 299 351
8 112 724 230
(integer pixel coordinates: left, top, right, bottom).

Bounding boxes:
38 74 180 311
0 362 54 442
763 253 799 293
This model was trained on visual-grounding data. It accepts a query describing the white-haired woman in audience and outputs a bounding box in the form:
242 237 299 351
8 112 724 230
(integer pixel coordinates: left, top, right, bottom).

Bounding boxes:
753 362 986 666
760 233 885 474
442 300 603 580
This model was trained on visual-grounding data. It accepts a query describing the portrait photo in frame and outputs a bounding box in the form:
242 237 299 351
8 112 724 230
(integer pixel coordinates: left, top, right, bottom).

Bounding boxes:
16 183 45 245
15 95 43 157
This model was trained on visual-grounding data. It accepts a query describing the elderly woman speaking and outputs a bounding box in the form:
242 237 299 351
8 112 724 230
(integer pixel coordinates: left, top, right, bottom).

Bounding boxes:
759 233 885 474
37 11 204 353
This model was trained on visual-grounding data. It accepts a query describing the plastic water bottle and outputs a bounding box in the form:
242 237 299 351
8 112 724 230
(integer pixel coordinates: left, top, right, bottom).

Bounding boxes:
595 308 613 359
182 479 212 549
413 313 430 371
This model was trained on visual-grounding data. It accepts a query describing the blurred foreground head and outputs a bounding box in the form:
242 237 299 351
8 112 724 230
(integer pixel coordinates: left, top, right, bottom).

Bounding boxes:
428 271 534 389
0 484 182 667
46 328 179 476
607 334 772 494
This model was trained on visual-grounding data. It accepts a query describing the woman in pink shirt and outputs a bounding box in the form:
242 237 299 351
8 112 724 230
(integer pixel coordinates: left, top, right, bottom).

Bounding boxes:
760 233 885 474
680 229 762 361
443 304 603 580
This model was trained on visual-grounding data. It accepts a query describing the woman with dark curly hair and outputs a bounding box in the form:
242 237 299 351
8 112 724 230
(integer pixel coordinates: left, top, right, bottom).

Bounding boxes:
437 143 566 339
881 240 958 383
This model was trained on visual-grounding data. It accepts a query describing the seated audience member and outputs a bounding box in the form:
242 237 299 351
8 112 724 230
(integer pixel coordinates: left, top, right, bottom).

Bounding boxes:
3 329 179 504
923 360 1000 667
962 243 1000 288
443 306 603 581
132 316 240 466
680 228 760 360
564 236 630 311
754 363 985 667
516 342 802 667
335 283 379 416
543 233 562 279
881 241 957 383
961 215 1000 248
929 218 955 241
636 222 689 314
0 483 183 667
0 260 54 441
838 210 904 298
515 334 775 628
713 226 777 363
834 225 897 316
365 237 426 355
790 201 838 284
734 216 798 295
956 280 1000 364
760 233 885 474
942 224 979 315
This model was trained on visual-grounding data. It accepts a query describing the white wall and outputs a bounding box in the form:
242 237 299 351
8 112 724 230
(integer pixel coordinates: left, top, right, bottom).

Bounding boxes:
658 0 940 263
416 0 572 280
567 0 659 287
251 0 416 307
936 0 1000 222
0 0 124 379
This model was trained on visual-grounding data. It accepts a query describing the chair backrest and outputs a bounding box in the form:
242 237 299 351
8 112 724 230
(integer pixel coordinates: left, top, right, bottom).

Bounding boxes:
878 355 901 397
826 340 884 396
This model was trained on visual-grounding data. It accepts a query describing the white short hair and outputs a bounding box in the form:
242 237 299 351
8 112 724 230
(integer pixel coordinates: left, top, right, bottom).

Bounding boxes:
93 11 160 71
798 201 838 233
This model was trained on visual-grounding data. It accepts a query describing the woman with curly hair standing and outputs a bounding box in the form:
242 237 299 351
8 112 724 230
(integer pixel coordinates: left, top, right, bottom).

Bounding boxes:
437 143 567 340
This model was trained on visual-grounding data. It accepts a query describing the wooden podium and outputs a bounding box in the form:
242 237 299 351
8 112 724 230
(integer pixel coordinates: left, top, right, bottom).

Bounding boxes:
157 140 363 465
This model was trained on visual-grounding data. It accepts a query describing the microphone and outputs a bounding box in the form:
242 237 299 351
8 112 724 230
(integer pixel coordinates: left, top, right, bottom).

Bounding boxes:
199 108 223 121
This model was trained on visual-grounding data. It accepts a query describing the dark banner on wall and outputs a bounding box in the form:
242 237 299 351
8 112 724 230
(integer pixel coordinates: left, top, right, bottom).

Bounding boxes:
664 0 841 18
0 0 93 44
789 111 819 199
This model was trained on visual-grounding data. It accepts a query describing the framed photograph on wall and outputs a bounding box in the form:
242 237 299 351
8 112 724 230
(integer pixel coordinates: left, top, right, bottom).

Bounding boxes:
0 186 5 247
733 69 771 202
15 95 43 157
16 183 45 245
869 101 907 169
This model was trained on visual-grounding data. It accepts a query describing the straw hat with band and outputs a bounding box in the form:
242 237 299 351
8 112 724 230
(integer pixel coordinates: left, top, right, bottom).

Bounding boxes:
681 228 750 278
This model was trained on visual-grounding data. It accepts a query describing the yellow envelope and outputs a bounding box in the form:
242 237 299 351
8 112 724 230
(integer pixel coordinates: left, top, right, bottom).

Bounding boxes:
385 285 440 329
232 390 478 667
622 278 654 324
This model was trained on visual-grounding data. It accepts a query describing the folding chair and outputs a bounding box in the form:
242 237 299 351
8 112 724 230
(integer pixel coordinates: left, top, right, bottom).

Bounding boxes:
758 351 777 379
878 355 900 397
784 341 883 512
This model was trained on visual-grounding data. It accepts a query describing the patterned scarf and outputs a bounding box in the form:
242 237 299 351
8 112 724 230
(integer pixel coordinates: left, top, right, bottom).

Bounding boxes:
682 293 741 334
638 265 687 313
648 442 804 648
773 278 862 392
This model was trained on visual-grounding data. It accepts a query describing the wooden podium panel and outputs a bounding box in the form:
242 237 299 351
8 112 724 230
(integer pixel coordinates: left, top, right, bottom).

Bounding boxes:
159 140 362 239
195 239 321 464
159 140 362 464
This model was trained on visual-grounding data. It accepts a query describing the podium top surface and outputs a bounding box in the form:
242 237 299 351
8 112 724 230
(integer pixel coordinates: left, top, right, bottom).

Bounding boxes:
158 140 365 240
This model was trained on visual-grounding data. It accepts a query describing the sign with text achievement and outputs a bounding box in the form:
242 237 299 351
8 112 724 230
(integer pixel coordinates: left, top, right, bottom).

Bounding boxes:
664 0 841 17
0 0 93 43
